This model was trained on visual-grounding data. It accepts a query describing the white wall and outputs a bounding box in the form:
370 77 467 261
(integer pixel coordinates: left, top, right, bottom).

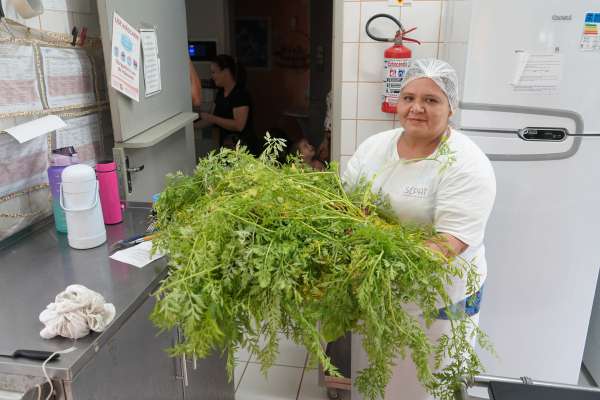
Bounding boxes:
1 0 101 36
338 0 471 170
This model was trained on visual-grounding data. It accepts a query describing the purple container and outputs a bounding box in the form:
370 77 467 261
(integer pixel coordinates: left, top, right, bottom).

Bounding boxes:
47 150 80 233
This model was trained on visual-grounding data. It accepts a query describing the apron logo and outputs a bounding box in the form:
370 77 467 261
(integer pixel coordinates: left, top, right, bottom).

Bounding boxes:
403 185 429 198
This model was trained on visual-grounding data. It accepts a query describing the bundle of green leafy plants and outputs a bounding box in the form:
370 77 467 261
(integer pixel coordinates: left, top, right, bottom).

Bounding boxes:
150 136 490 399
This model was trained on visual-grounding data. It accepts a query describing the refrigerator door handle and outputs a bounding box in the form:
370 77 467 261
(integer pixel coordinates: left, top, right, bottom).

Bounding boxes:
459 102 583 161
460 127 568 142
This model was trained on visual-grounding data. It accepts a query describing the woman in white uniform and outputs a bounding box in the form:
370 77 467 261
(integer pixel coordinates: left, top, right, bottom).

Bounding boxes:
343 59 496 399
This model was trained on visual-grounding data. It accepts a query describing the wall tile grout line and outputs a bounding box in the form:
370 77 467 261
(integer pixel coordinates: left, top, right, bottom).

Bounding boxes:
435 0 444 57
354 2 363 136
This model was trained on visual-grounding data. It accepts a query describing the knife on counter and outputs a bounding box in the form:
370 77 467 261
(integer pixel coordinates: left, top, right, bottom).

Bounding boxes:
0 349 59 362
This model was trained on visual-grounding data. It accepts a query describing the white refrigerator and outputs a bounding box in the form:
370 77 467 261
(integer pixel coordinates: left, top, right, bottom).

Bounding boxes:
458 0 600 387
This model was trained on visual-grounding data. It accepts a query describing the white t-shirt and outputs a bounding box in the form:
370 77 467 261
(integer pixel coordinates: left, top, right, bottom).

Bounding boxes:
343 128 496 305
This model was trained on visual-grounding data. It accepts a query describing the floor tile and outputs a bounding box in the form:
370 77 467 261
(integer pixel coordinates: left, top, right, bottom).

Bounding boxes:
236 364 304 400
297 369 329 400
235 345 253 363
249 333 308 367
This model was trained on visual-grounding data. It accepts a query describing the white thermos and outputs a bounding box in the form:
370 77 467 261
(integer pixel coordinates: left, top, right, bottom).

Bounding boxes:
60 164 107 249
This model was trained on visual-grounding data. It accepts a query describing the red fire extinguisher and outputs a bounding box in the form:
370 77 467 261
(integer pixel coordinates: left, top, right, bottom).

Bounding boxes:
365 14 421 113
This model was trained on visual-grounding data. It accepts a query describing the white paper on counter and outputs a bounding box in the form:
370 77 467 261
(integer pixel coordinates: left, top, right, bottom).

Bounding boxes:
0 44 43 113
140 28 162 97
2 115 67 144
110 241 165 268
40 47 96 108
111 12 141 102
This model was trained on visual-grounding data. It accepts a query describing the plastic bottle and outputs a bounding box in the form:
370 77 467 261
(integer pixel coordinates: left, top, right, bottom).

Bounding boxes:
95 160 123 224
61 164 106 249
47 149 80 233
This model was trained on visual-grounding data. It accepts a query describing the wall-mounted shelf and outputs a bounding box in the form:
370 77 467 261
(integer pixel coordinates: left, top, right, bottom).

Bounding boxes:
114 112 197 149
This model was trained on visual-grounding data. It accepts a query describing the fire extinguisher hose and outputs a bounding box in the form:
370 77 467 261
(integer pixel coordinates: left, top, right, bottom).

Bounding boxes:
365 13 405 42
365 13 421 45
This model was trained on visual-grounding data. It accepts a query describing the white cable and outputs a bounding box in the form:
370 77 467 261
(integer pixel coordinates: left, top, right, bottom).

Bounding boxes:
41 346 77 400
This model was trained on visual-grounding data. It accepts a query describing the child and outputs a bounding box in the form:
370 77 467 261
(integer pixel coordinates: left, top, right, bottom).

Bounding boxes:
290 137 325 170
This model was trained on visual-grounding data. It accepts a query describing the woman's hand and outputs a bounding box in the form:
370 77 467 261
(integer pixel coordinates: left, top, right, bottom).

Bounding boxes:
427 233 468 258
200 112 215 123
202 107 249 133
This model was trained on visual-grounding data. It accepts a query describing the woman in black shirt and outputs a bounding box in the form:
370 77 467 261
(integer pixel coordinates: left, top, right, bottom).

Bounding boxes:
200 55 259 155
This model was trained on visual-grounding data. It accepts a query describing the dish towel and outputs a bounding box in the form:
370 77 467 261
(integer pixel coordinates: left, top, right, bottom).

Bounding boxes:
39 284 116 339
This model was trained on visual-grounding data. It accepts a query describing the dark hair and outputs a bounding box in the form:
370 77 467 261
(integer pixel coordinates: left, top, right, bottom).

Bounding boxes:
212 54 247 87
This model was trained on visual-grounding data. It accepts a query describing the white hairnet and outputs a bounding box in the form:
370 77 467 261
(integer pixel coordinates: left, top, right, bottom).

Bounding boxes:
399 58 460 112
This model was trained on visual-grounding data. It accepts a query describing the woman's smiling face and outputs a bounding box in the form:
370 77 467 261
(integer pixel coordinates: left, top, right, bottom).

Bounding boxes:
397 77 452 140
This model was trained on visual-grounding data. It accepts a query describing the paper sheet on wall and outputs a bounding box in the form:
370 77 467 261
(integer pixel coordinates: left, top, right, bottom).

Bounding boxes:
140 29 162 97
2 115 66 144
40 47 96 108
0 44 43 113
55 114 101 149
511 52 562 94
55 114 103 164
110 241 165 268
111 13 141 102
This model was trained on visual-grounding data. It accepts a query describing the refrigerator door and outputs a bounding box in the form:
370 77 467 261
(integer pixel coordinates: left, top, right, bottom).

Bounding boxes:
462 0 600 135
459 0 600 387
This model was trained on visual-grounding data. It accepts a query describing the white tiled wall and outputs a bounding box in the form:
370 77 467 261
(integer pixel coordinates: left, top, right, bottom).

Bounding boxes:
1 0 100 36
339 0 471 168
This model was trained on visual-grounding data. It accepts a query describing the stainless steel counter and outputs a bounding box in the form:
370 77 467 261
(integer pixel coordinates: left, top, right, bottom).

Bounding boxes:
0 204 167 381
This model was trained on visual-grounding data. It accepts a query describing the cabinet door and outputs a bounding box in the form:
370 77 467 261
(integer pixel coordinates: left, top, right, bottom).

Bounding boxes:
70 296 184 400
178 329 234 400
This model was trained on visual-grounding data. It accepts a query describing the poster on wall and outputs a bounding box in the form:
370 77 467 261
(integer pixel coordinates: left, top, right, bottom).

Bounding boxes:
40 47 96 108
110 12 141 102
234 18 270 69
0 44 43 114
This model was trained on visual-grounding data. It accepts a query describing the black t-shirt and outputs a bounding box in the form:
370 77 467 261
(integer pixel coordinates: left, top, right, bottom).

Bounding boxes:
213 85 258 155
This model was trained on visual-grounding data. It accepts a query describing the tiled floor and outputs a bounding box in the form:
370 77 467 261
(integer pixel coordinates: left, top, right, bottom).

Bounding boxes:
234 333 348 400
235 335 598 400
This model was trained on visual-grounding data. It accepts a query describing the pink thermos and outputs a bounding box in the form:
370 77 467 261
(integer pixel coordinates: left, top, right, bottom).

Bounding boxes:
95 160 123 224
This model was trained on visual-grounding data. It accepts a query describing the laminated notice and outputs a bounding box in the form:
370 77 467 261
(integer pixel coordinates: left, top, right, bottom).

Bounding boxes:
40 47 96 108
0 44 43 114
140 28 162 97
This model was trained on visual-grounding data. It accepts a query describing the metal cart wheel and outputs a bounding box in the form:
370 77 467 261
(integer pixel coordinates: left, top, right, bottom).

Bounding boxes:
327 387 340 399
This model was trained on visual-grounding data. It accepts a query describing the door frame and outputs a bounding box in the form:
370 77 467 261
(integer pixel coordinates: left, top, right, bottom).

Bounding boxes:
331 0 344 164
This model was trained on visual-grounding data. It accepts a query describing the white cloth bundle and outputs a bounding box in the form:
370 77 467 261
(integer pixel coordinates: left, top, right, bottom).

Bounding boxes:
39 284 116 339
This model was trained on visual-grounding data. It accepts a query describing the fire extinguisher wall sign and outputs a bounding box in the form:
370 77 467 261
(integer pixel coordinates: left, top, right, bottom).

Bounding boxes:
382 53 411 113
366 14 420 113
